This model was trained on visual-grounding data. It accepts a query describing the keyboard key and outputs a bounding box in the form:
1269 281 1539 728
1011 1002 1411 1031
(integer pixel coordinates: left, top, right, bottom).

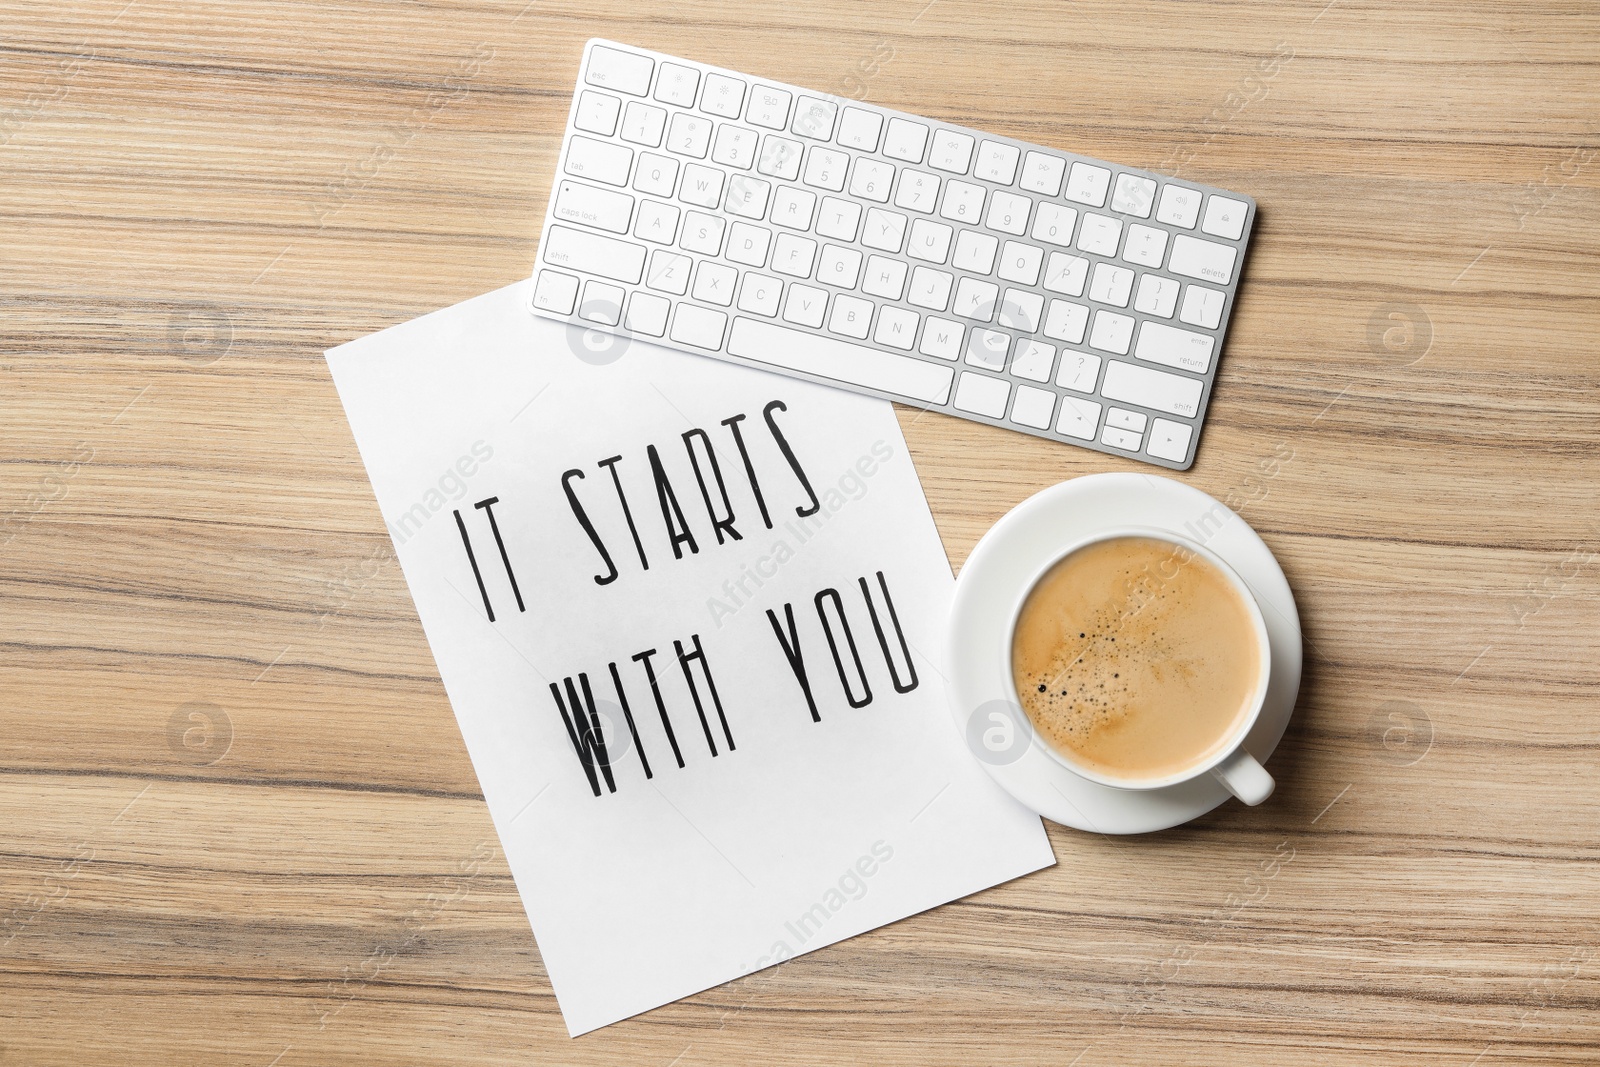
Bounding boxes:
712 124 758 169
953 277 999 320
1157 184 1201 229
985 190 1031 235
1202 195 1248 240
939 180 985 223
771 185 817 229
874 305 918 349
667 112 712 158
1100 425 1142 451
545 225 646 283
1065 162 1110 206
1043 252 1088 296
882 117 929 163
1056 351 1101 393
1135 321 1215 374
634 198 679 244
726 221 771 266
1147 418 1194 462
849 157 896 202
929 129 975 173
829 294 873 338
679 211 725 254
815 197 862 240
919 317 964 360
1043 299 1088 344
965 327 1009 370
533 269 579 314
690 260 736 306
566 136 633 186
1100 359 1203 418
1089 310 1134 353
737 272 783 316
670 303 728 349
554 179 634 234
1000 288 1044 332
1089 263 1134 307
1168 234 1238 284
587 45 653 96
645 249 691 294
791 96 838 140
861 208 908 252
895 170 940 213
802 147 849 191
1076 213 1122 256
996 241 1042 285
1179 284 1225 329
953 372 1009 417
620 101 666 146
1107 407 1147 432
1010 385 1055 429
772 232 817 277
700 72 745 118
758 135 803 180
861 255 908 299
1122 223 1168 268
678 163 724 208
729 317 955 404
908 218 953 263
1010 339 1054 383
1032 203 1078 247
907 266 954 311
632 152 678 196
974 140 1020 184
1134 274 1179 318
725 174 771 218
817 244 863 288
626 291 670 336
747 85 793 129
953 230 1000 274
575 91 620 136
654 62 699 107
1019 151 1065 195
1111 173 1156 217
1056 396 1101 439
782 283 828 327
837 106 884 151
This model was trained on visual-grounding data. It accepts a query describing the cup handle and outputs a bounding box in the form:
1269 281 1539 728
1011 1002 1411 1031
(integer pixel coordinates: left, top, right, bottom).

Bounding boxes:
1211 748 1275 806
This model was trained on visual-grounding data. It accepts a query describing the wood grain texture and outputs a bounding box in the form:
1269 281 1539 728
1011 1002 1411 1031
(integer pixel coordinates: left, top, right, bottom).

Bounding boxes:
2 0 1598 1063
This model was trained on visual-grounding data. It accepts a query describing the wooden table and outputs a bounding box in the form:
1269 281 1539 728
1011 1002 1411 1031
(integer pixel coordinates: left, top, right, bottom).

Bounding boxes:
4 1 1597 1062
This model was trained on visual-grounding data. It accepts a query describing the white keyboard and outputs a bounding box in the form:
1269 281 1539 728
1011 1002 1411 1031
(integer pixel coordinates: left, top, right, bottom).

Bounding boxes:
530 39 1257 470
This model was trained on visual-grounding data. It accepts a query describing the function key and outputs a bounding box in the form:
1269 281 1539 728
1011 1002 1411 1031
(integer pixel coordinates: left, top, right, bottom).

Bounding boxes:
929 129 975 173
586 45 653 96
1111 173 1156 218
836 107 884 151
746 84 793 130
974 140 1020 185
1064 162 1110 207
654 62 700 107
883 117 929 163
1202 195 1248 240
1156 183 1201 228
1019 151 1065 195
791 96 839 141
700 72 746 118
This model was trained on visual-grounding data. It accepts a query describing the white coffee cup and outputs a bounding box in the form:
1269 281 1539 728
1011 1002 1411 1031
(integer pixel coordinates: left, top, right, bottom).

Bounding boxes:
1002 526 1276 805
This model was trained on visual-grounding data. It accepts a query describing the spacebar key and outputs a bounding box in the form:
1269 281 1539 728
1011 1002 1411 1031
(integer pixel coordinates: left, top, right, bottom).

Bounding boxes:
727 318 954 405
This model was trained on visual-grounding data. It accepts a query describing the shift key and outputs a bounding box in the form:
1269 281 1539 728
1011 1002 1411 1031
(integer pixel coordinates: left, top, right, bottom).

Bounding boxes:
543 225 646 284
1100 360 1203 419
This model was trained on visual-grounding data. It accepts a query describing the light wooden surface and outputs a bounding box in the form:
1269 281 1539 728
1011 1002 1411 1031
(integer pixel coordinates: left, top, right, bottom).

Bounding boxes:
3 1 1598 1063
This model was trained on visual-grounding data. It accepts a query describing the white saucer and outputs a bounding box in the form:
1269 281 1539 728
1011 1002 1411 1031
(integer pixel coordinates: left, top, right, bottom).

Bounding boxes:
945 473 1302 834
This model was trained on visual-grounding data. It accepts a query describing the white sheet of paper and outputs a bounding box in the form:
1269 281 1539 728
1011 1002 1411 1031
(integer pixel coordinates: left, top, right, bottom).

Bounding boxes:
325 282 1054 1035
